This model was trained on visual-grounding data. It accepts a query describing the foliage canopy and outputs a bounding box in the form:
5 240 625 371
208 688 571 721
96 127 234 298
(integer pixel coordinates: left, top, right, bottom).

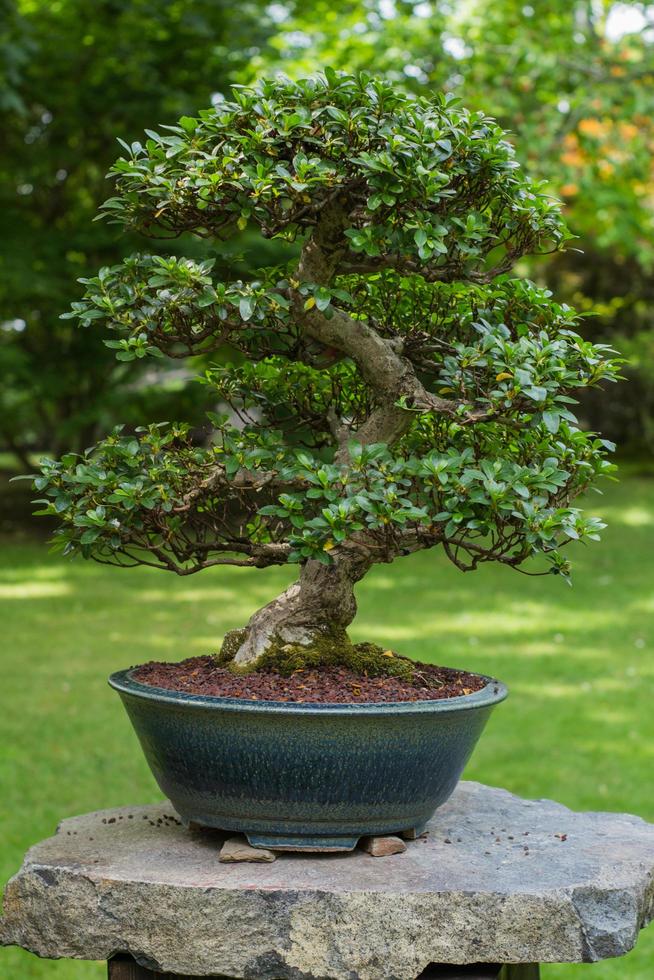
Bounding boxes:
33 73 619 604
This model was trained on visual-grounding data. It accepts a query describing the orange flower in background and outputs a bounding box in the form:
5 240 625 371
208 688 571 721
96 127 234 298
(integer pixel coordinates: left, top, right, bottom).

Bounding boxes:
618 122 640 141
561 150 585 166
578 118 608 138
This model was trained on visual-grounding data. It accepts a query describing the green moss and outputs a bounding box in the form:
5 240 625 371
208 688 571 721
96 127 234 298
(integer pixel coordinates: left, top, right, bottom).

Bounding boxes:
350 642 416 679
217 626 416 679
216 628 247 665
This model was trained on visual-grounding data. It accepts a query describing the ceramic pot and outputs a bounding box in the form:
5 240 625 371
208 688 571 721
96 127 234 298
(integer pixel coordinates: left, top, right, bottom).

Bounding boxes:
109 667 507 851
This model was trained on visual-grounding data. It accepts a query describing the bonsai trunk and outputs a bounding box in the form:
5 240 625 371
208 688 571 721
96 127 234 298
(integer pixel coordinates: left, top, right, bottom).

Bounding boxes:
222 556 372 670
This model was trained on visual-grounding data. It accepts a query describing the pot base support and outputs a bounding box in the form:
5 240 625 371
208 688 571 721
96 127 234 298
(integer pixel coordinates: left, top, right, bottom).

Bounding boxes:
245 822 427 851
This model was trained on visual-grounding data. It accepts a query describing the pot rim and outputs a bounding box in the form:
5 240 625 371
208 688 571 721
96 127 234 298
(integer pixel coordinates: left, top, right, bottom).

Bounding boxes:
109 666 508 715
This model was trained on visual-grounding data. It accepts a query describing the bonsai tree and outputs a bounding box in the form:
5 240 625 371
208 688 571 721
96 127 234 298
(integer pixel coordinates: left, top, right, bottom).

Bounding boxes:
35 72 619 675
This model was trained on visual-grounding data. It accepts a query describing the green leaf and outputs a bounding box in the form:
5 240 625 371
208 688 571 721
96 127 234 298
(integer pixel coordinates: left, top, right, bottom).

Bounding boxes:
80 529 101 544
524 385 548 402
239 296 255 321
542 411 561 434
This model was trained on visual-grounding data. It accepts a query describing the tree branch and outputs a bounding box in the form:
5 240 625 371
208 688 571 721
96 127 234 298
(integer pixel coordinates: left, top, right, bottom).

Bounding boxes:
294 214 487 451
174 467 306 512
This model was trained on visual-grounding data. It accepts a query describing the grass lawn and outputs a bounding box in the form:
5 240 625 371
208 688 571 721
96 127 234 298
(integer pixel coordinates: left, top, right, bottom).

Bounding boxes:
1 474 653 979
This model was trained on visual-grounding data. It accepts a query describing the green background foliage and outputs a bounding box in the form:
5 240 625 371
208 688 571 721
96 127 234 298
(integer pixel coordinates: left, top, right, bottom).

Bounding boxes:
0 0 279 464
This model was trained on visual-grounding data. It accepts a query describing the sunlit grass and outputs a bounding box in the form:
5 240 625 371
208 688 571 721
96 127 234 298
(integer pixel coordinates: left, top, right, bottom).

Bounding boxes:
1 476 653 978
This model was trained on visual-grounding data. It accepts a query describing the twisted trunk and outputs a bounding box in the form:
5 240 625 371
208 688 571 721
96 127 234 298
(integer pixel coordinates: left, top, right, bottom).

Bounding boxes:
223 202 429 670
226 554 371 668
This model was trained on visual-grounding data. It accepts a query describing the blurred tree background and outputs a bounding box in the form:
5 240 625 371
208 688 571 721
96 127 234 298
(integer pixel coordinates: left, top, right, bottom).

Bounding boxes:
0 0 281 473
2 0 654 466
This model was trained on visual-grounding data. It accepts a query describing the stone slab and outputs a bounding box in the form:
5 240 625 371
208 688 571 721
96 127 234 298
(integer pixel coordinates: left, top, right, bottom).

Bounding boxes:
1 782 654 979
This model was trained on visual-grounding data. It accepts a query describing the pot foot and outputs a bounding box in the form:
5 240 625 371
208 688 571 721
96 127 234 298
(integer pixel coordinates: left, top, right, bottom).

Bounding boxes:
400 823 427 840
246 832 360 852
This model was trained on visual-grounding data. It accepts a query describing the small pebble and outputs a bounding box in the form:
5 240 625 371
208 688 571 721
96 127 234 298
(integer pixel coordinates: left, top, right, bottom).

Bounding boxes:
219 836 276 863
361 835 407 857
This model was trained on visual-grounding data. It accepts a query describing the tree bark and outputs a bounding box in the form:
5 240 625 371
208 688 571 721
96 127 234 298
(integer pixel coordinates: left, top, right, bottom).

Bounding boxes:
229 554 371 667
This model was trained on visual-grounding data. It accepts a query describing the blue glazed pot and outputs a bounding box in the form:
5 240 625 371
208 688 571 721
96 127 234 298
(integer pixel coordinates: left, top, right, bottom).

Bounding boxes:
109 668 507 851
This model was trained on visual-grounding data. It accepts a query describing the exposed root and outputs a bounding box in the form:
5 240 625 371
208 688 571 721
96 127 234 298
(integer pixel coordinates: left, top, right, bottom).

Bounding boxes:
217 628 416 680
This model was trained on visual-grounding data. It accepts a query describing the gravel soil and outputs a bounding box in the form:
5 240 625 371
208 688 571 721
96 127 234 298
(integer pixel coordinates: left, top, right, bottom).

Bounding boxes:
132 655 489 704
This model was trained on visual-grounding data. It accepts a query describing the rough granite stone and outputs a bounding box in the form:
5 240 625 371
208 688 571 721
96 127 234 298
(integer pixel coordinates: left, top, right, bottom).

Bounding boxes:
219 836 277 863
1 782 654 979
